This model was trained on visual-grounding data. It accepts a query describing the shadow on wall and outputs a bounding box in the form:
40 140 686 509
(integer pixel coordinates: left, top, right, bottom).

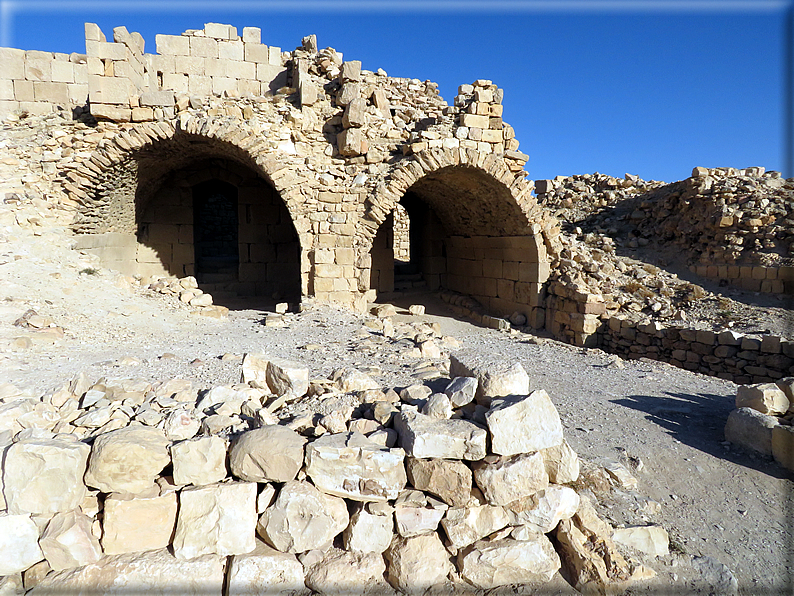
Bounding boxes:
612 391 792 480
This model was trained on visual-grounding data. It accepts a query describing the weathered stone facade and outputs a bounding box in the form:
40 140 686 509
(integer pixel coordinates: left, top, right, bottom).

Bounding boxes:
0 22 558 321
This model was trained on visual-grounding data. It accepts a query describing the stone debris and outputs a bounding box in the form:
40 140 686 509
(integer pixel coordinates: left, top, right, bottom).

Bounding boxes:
0 349 664 594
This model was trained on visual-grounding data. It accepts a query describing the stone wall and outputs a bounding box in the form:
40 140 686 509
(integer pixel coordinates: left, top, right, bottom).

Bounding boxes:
0 48 89 117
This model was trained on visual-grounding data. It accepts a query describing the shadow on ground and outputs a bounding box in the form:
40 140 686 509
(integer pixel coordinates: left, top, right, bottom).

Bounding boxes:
612 391 792 480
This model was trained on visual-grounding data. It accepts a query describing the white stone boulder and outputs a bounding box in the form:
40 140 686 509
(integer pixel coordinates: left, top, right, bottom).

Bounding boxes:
724 407 778 456
305 431 406 501
101 491 178 555
304 549 390 595
84 425 171 494
241 353 270 389
441 505 511 550
540 439 580 484
258 480 349 554
28 549 225 595
171 436 228 486
506 485 580 533
736 383 789 416
39 510 102 571
449 354 530 404
444 376 478 408
227 541 308 596
3 434 90 515
394 410 487 460
458 535 561 589
421 393 453 419
230 425 306 483
394 490 447 537
173 482 258 559
384 533 453 593
267 358 309 397
612 525 670 557
405 457 473 507
473 453 549 506
486 390 564 455
0 513 43 575
343 505 394 554
163 409 201 441
334 368 380 392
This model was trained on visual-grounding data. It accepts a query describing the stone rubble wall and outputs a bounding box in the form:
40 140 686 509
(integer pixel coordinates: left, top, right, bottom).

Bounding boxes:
0 344 660 594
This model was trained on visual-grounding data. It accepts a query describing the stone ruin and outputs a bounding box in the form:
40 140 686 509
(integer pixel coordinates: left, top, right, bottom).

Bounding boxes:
1 20 793 592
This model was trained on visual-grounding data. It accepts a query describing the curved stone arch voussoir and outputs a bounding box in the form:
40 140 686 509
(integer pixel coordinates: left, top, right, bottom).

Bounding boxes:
69 115 305 238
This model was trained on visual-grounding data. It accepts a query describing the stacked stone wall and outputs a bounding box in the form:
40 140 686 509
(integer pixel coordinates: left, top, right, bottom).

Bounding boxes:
0 48 89 117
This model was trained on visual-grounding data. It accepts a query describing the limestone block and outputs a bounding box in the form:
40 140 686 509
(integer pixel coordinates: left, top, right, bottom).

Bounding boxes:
553 496 632 594
444 376 478 407
25 50 53 81
540 439 580 484
28 549 225 595
473 453 549 506
343 506 394 554
3 434 89 515
0 514 44 575
304 549 389 595
39 510 102 571
441 505 511 550
258 480 349 554
384 533 453 593
51 60 74 83
343 97 367 128
486 389 564 456
230 425 306 483
449 354 530 404
102 491 178 555
405 457 472 507
736 383 789 415
189 36 218 58
506 485 580 533
240 352 269 388
164 409 200 441
156 34 189 56
299 79 318 106
242 27 261 43
84 425 171 494
227 541 308 596
724 407 778 456
205 22 236 40
169 436 227 486
305 431 407 501
173 481 258 559
139 90 175 106
0 47 25 79
772 424 794 471
395 409 486 460
458 536 561 590
337 128 368 157
267 358 309 397
339 60 361 82
460 113 489 129
421 393 452 418
612 525 669 557
394 491 447 537
219 40 244 61
334 368 380 392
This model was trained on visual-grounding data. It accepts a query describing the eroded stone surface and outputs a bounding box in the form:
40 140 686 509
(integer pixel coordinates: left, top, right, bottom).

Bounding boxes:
458 535 561 589
395 409 486 460
39 510 102 571
227 541 308 596
384 533 454 593
230 425 306 483
473 452 549 506
102 491 178 555
0 513 43 575
486 389 564 455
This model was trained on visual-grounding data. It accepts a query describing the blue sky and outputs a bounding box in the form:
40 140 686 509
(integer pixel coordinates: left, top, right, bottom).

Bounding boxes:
1 0 791 183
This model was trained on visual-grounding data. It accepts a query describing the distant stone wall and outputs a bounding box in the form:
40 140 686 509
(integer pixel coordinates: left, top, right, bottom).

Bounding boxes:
688 263 793 295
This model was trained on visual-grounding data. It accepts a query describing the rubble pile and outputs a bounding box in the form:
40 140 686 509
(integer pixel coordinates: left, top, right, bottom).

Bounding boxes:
724 378 794 472
0 349 664 594
537 167 794 270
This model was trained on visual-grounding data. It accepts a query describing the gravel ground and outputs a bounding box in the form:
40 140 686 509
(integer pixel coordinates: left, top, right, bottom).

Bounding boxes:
1 225 792 595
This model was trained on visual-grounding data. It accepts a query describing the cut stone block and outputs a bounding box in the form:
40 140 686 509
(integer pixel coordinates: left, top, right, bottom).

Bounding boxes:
304 549 389 595
0 513 44 575
343 505 394 554
39 510 102 571
473 453 549 506
441 504 511 550
230 425 306 483
171 435 228 486
173 482 257 559
772 424 794 471
505 485 580 533
305 431 406 501
101 491 178 555
405 457 473 507
384 533 454 593
486 389 564 456
395 409 487 460
227 541 308 596
458 535 561 590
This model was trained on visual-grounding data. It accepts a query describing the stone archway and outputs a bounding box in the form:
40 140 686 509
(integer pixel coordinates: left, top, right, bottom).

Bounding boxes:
69 119 304 302
361 148 554 325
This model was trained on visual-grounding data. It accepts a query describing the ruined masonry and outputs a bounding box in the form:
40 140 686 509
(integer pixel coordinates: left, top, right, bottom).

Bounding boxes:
0 22 558 326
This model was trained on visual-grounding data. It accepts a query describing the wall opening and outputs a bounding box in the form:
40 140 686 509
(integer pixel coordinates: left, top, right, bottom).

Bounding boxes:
192 180 239 284
370 165 546 322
